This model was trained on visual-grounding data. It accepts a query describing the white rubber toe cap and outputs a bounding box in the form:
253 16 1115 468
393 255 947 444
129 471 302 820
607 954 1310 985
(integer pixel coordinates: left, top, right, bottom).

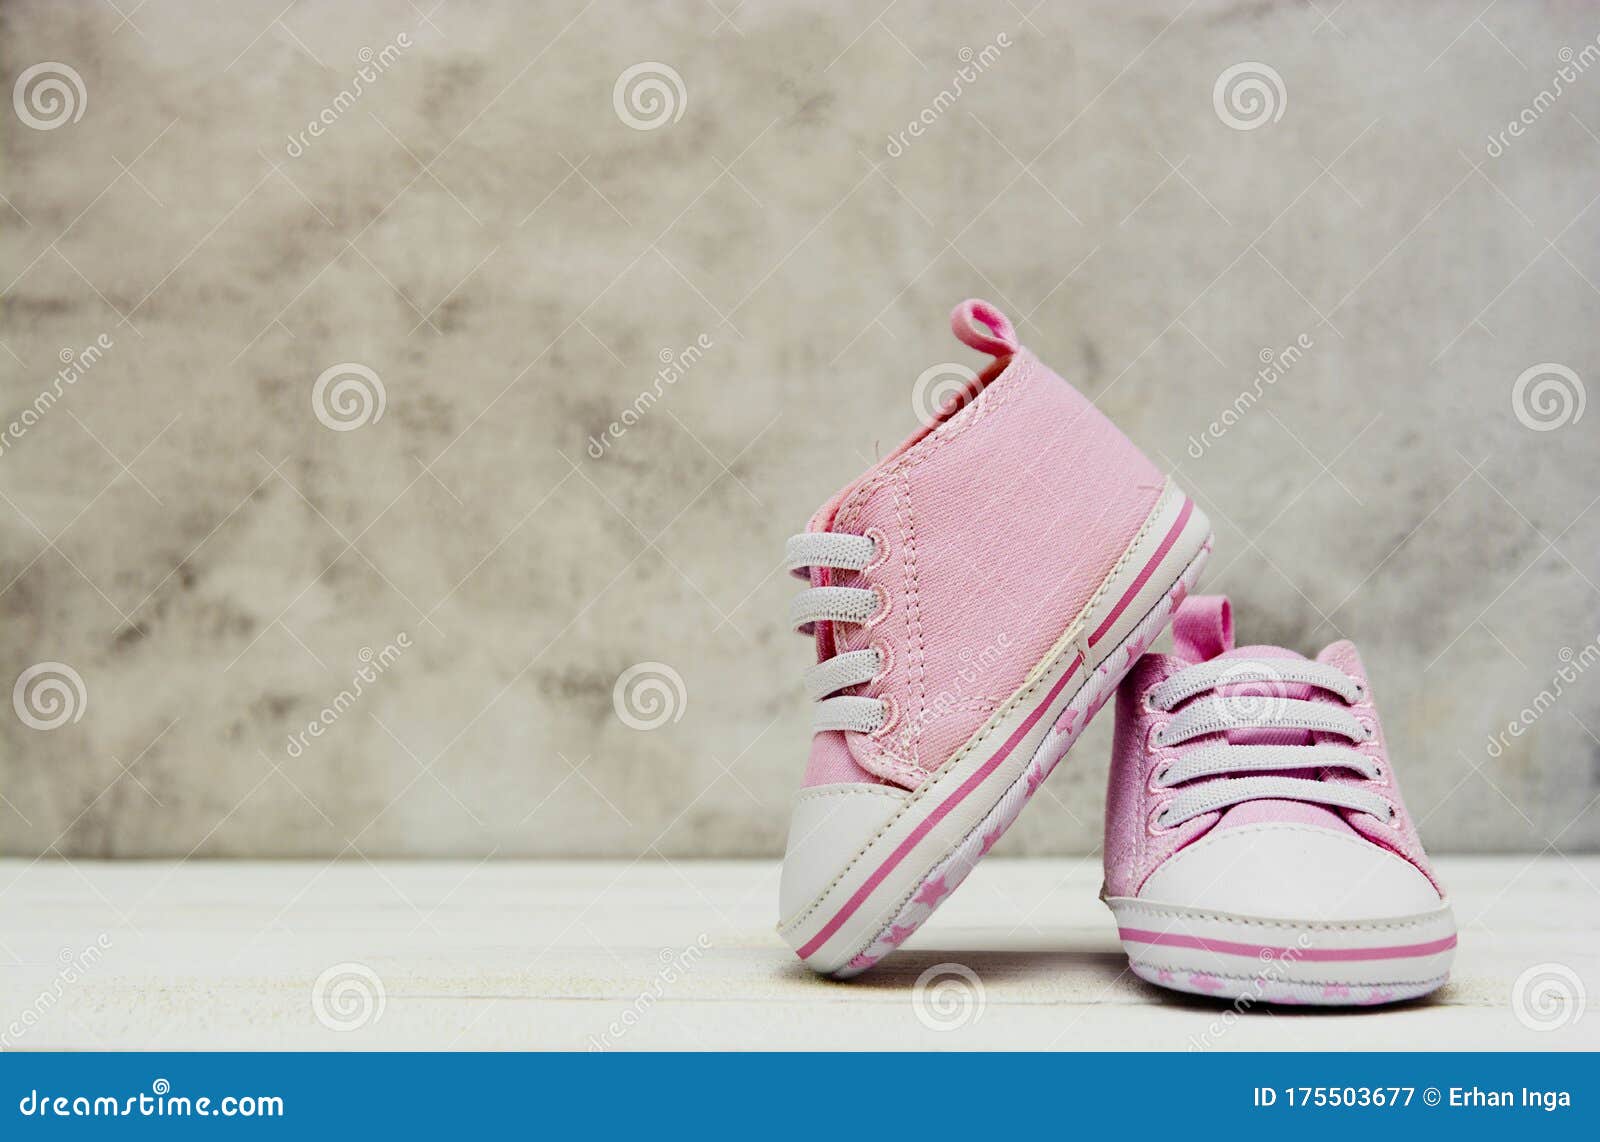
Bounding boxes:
778 783 906 924
1138 822 1442 920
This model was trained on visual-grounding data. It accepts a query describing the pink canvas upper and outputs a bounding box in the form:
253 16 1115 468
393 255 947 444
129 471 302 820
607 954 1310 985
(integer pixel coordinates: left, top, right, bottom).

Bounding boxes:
798 300 1163 791
1102 594 1441 899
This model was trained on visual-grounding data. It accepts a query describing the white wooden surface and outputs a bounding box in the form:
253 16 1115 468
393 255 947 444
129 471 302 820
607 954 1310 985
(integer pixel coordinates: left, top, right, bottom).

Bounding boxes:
1 857 1596 1050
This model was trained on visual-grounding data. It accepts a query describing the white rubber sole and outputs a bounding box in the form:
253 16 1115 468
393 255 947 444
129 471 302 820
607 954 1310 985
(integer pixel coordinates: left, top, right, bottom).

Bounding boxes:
1107 895 1457 1006
780 482 1212 977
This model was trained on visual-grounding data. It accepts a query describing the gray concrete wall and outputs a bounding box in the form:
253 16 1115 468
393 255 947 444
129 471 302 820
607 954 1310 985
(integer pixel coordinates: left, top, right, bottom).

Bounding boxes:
1 0 1595 858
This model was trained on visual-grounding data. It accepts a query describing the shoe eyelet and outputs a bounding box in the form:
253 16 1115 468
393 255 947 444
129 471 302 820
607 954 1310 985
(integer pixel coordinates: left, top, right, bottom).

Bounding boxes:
1147 721 1170 749
868 642 892 687
1385 803 1399 825
1349 679 1367 705
862 527 889 573
864 583 891 629
1148 803 1177 834
1150 763 1173 790
869 695 899 739
1141 689 1162 713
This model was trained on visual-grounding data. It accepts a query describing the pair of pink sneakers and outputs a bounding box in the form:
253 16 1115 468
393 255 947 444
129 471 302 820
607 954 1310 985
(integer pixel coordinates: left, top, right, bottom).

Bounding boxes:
777 301 1454 1005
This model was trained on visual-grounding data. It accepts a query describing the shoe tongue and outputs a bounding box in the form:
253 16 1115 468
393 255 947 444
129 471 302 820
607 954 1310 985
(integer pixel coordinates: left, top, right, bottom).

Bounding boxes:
1171 598 1314 741
1215 797 1353 834
1216 643 1308 668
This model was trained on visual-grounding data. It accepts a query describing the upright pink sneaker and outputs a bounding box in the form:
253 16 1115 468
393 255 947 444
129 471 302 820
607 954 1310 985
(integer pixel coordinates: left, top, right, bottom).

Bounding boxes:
1103 595 1456 1005
777 300 1212 976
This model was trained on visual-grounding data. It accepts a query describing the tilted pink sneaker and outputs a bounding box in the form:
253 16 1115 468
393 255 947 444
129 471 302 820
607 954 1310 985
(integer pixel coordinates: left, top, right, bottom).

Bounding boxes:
777 300 1212 976
1103 596 1456 1005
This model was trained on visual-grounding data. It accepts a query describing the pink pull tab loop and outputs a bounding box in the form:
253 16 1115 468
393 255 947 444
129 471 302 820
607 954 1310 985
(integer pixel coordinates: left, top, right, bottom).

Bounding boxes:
950 299 1019 357
1172 595 1234 663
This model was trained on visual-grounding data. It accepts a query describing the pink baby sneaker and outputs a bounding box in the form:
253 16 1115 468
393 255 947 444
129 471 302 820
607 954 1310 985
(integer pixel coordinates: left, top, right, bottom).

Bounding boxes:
1103 595 1456 1005
777 300 1212 977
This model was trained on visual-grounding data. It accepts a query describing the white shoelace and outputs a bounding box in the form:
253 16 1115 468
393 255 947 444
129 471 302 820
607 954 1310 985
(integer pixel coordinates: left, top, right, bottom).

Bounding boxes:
787 532 887 733
1145 657 1392 829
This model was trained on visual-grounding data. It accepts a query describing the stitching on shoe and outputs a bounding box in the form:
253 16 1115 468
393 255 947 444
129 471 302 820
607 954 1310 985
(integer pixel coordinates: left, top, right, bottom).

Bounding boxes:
793 785 907 806
897 472 929 772
852 477 922 788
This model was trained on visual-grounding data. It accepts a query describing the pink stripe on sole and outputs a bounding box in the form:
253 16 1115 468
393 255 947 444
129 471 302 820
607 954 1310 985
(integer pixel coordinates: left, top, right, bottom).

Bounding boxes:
1117 927 1458 963
1088 498 1194 647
